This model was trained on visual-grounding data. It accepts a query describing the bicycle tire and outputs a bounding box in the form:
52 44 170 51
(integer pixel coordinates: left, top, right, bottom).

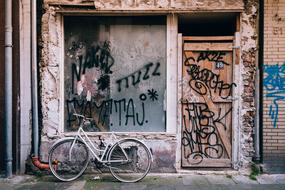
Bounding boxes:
108 138 152 183
48 138 89 182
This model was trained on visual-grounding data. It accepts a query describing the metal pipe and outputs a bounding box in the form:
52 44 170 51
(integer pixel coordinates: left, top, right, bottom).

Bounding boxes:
258 0 264 163
31 157 50 170
31 0 39 158
30 0 50 171
4 0 13 178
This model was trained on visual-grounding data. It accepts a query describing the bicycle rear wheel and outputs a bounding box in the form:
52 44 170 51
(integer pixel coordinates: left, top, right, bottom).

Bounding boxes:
108 139 152 183
48 138 89 182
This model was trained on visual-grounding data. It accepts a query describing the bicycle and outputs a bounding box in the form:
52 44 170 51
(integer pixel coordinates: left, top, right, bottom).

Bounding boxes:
48 113 152 182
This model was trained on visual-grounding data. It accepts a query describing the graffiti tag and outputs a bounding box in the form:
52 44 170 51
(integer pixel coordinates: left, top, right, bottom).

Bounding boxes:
264 63 285 128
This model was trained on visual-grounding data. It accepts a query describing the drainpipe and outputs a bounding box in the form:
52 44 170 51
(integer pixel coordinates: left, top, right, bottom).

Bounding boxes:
254 0 264 162
258 0 264 163
30 0 49 170
31 0 39 159
4 0 13 178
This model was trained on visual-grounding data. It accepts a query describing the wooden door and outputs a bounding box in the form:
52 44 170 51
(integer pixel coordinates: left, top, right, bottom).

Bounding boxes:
181 38 235 167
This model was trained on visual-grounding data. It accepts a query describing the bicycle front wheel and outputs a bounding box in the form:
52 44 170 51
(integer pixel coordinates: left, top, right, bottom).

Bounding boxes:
108 139 152 183
48 138 89 182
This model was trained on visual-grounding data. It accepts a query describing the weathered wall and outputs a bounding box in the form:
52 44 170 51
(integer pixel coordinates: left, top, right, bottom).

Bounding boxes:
40 134 177 172
44 0 244 11
239 0 259 168
39 0 258 172
263 0 285 173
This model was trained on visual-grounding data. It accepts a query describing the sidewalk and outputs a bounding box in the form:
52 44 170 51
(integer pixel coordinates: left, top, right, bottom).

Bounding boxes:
0 173 285 190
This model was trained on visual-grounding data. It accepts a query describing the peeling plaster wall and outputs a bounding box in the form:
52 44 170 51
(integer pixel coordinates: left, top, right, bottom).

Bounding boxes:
40 133 177 172
40 5 62 138
44 0 244 11
39 0 258 172
239 0 258 168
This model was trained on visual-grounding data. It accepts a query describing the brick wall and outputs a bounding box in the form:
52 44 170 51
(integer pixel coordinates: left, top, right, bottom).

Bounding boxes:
263 0 285 173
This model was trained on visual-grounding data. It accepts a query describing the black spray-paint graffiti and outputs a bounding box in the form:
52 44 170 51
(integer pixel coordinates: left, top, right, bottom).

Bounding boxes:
66 90 159 130
181 101 232 165
69 41 114 93
185 64 236 99
181 51 236 164
116 62 160 92
185 51 229 68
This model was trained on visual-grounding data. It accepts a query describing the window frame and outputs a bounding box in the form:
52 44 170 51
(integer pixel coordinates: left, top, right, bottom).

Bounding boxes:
59 14 178 135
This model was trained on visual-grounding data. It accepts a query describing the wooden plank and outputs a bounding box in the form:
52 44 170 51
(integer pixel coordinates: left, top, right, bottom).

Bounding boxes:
183 36 234 41
177 33 183 169
234 32 240 65
184 43 233 51
203 91 232 159
182 159 232 167
236 14 240 32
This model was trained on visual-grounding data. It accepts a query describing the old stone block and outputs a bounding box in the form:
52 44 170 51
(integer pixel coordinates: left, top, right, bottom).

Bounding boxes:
148 140 176 172
156 0 169 7
136 0 155 7
205 175 236 185
122 0 135 8
45 0 244 10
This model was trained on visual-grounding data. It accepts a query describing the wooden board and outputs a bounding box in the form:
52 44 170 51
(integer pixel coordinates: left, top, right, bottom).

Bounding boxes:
181 39 234 167
184 43 232 51
183 36 234 41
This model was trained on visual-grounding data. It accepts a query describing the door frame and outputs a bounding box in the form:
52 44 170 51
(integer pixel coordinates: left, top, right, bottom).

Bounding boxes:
176 33 242 170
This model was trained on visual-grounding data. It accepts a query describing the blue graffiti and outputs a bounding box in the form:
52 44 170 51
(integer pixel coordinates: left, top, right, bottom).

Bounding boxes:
264 63 285 128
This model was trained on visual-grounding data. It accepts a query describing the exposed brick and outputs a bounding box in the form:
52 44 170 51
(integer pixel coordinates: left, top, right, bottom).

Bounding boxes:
263 0 285 173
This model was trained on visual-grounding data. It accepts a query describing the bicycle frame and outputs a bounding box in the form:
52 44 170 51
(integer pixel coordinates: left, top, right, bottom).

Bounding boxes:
49 108 152 183
70 124 130 165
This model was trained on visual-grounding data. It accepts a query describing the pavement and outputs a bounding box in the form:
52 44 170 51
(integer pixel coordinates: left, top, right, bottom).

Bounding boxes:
0 173 285 190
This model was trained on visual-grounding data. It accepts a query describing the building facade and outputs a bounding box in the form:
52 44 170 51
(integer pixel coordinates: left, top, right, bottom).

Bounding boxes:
37 0 259 172
6 0 283 175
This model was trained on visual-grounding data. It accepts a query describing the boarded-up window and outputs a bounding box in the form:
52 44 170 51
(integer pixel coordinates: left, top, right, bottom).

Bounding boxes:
64 16 166 132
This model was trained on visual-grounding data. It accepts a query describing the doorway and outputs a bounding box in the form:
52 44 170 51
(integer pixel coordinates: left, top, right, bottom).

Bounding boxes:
178 13 238 168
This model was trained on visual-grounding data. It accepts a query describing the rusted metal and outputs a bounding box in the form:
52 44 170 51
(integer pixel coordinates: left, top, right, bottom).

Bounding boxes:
31 157 50 170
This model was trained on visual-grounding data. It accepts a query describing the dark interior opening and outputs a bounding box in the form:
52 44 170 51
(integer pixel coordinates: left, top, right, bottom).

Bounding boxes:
178 13 237 36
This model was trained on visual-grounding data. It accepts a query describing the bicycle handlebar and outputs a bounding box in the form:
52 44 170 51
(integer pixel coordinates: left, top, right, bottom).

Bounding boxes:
73 113 93 120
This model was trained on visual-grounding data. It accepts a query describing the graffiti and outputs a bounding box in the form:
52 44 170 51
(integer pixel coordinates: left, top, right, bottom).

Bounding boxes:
66 39 164 131
69 41 114 93
185 64 236 99
116 62 161 92
147 89 159 101
185 51 229 67
264 63 285 128
197 51 229 65
181 101 232 165
181 50 235 165
66 90 159 130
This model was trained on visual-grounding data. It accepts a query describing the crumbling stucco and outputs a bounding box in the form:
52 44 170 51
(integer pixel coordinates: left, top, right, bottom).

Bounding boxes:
239 0 258 167
40 6 61 138
40 133 178 172
44 0 244 11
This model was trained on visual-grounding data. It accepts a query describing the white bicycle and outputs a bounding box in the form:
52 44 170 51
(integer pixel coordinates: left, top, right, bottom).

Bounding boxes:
48 113 152 182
